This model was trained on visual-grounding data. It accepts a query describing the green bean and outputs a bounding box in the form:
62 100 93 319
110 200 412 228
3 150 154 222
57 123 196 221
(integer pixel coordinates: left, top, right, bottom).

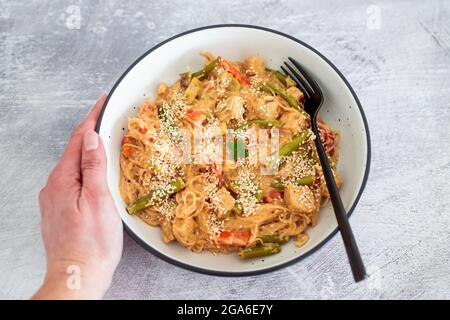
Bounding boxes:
235 119 282 130
127 179 185 215
255 188 263 202
258 234 289 244
227 75 241 95
230 187 262 215
281 130 311 156
146 162 161 174
265 67 296 88
234 202 243 215
229 182 239 194
270 180 285 189
271 175 315 189
192 59 219 78
238 243 281 259
260 82 299 110
285 75 296 87
294 175 315 186
311 148 319 162
265 67 287 85
266 130 310 170
259 83 275 95
278 130 311 157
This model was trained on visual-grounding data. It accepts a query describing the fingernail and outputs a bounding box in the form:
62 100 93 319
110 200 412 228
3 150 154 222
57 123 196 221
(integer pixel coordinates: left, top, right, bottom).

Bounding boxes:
84 130 99 151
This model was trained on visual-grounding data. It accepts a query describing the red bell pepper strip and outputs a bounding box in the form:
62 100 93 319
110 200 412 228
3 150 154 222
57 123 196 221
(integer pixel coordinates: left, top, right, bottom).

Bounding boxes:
217 229 250 246
263 189 284 203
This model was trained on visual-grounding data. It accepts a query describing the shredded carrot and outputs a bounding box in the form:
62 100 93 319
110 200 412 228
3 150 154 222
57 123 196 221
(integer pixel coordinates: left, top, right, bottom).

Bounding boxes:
318 122 336 156
122 136 138 157
211 162 222 184
138 127 147 134
219 57 251 86
122 145 133 158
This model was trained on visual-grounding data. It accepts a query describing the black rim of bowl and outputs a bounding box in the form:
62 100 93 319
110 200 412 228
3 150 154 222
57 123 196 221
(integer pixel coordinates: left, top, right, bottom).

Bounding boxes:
95 24 371 277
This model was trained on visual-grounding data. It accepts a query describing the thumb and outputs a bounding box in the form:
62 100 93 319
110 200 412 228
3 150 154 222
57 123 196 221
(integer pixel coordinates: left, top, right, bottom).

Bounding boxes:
81 130 109 196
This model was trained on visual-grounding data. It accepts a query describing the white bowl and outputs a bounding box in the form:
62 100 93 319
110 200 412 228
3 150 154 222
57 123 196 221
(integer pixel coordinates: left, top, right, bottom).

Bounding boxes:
96 24 371 276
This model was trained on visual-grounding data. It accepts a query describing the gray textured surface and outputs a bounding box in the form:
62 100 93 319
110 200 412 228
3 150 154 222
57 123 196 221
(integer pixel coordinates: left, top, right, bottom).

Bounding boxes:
1 0 449 300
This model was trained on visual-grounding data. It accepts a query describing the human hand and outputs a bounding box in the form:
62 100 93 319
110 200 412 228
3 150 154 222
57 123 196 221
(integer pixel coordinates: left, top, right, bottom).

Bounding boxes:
33 96 123 300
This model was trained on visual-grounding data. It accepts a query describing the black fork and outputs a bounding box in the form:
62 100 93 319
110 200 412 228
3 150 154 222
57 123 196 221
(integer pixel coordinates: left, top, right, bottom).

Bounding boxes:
282 57 366 282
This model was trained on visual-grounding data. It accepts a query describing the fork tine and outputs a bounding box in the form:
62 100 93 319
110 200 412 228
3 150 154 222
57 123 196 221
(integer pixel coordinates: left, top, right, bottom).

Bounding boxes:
288 57 321 95
280 65 311 100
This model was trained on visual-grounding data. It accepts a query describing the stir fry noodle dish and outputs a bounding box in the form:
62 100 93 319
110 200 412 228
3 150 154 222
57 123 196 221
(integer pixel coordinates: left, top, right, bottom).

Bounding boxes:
119 52 342 259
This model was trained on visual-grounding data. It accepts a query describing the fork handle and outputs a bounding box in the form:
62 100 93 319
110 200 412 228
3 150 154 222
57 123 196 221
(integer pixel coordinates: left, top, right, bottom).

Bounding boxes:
311 121 366 282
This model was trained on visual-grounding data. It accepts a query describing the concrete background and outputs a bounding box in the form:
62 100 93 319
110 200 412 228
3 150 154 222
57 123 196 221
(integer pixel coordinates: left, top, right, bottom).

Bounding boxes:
0 0 449 299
